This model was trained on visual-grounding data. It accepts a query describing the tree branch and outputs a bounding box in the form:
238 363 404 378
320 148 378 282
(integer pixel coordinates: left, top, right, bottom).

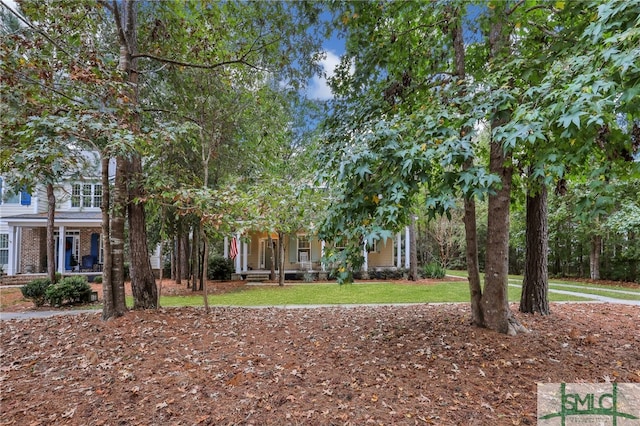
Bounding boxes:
525 4 559 14
0 0 72 57
506 0 526 16
130 53 268 72
14 73 88 106
96 0 113 13
527 20 561 38
143 108 202 127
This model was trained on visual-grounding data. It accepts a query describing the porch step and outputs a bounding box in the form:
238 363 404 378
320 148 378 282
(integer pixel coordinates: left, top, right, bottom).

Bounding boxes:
245 274 271 282
0 274 41 286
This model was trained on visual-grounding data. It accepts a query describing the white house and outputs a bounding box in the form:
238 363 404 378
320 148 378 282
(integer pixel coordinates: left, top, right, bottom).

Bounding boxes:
0 156 161 278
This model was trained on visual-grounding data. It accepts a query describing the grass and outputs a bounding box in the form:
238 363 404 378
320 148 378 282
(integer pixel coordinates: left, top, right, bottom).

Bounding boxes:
4 271 637 311
146 279 594 308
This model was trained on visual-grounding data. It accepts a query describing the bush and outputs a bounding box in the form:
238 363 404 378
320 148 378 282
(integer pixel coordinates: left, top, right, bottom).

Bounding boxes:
21 278 52 307
92 275 103 284
422 262 446 279
45 276 92 306
354 268 407 280
208 256 235 280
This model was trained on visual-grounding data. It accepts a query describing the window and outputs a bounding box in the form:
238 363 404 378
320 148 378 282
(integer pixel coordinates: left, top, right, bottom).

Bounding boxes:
0 178 27 204
297 235 310 262
0 234 8 266
334 237 347 250
71 183 101 208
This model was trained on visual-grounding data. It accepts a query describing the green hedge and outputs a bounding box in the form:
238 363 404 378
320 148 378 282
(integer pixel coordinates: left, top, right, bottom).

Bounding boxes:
21 278 52 307
44 276 92 306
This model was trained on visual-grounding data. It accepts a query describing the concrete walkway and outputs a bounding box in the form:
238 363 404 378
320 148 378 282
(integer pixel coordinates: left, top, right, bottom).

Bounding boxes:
508 279 640 306
0 309 100 321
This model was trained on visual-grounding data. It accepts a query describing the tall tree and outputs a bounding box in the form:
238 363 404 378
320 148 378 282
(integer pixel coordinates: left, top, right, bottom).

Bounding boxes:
520 180 549 314
1 1 112 287
318 0 639 334
3 0 324 317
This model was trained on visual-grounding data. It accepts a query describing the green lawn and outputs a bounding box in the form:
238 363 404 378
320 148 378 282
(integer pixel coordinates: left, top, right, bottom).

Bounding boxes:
137 279 596 308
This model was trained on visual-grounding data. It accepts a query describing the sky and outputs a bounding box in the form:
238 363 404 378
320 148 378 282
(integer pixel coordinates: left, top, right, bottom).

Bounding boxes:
307 49 342 101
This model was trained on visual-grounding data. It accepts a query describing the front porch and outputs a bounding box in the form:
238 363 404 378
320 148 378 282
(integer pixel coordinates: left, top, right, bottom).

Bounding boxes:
2 212 103 277
236 269 330 282
0 271 103 286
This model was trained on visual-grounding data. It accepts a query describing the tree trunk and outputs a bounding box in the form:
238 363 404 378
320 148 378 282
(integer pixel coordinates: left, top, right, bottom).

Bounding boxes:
46 183 56 283
450 13 483 327
408 215 418 280
114 0 157 309
479 6 527 335
202 235 209 313
175 230 181 283
191 224 200 291
180 230 190 282
590 234 601 280
269 235 276 281
103 155 127 320
520 183 549 315
481 138 515 334
127 155 158 309
463 195 483 327
157 240 163 307
278 232 285 287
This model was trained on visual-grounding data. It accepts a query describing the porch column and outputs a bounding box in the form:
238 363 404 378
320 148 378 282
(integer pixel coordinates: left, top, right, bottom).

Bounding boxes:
404 226 410 269
234 233 241 274
223 236 229 258
363 240 368 271
320 240 326 272
396 233 402 268
242 238 248 272
6 225 17 275
57 226 66 274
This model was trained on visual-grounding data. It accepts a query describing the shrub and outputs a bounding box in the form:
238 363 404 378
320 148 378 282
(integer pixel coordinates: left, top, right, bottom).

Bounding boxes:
21 278 52 307
208 256 235 280
93 275 103 284
422 262 446 279
45 276 92 306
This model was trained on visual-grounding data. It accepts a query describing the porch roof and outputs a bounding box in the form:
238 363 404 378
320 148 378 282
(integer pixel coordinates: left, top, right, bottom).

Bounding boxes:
1 211 102 227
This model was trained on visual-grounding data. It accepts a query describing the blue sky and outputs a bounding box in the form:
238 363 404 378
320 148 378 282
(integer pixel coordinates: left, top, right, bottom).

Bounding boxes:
307 24 346 101
307 49 342 101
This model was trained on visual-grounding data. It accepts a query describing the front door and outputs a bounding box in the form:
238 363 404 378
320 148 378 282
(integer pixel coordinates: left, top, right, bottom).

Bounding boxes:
55 232 79 271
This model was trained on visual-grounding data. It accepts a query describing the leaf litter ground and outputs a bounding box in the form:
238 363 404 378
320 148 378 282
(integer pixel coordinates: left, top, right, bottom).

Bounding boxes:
1 280 639 425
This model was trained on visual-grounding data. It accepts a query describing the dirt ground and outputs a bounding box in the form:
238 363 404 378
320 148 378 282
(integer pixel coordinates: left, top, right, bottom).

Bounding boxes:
1 279 639 425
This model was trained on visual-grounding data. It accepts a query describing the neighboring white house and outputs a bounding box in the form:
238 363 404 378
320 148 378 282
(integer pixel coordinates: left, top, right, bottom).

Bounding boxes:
1 155 411 279
0 155 161 277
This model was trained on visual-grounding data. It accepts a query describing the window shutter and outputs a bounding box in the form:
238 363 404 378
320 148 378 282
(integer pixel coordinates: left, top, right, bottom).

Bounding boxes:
20 189 31 206
310 236 321 262
288 235 297 263
90 233 100 259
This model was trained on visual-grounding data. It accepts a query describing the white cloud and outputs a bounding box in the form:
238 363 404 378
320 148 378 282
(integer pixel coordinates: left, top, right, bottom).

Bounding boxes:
308 50 342 101
2 0 18 12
